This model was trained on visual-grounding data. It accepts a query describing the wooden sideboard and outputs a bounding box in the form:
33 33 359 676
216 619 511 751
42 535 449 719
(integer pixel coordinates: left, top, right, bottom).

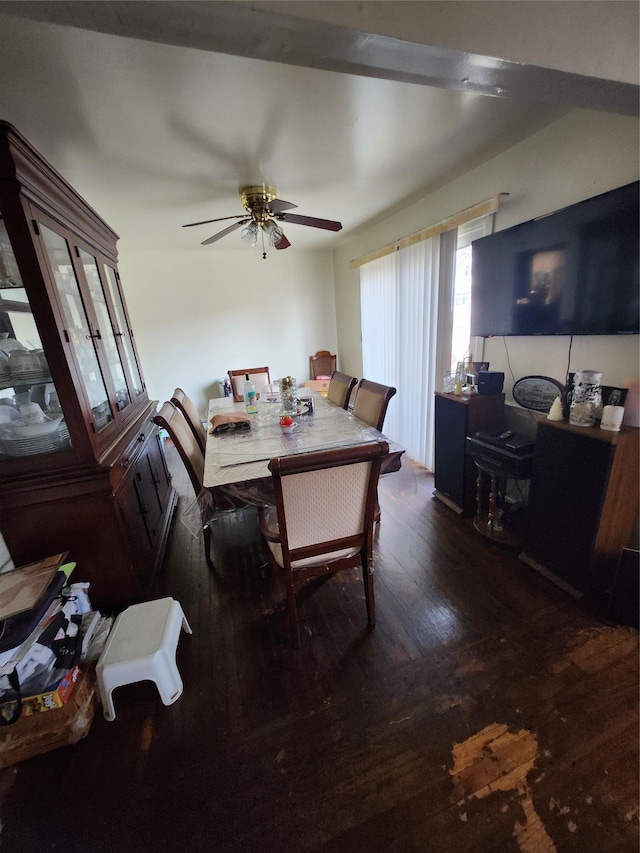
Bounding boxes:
520 418 639 609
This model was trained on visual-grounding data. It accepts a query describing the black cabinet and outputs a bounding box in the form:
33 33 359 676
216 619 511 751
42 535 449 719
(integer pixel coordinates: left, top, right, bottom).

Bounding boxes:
521 419 639 606
433 392 504 514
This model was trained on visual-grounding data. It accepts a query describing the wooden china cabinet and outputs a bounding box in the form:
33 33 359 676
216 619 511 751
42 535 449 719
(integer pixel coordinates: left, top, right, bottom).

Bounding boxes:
0 122 176 609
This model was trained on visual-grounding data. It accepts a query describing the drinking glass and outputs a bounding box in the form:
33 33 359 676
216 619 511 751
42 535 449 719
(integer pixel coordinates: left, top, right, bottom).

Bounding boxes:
443 371 456 393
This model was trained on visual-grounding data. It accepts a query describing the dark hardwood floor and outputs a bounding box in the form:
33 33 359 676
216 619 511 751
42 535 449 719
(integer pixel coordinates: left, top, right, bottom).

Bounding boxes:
0 445 637 852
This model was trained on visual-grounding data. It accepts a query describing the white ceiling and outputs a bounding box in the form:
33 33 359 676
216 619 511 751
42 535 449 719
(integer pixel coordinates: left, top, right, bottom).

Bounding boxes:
0 2 637 254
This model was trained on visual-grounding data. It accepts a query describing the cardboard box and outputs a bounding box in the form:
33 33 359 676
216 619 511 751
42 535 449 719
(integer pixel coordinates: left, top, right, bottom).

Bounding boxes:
0 668 97 768
303 380 329 395
20 665 80 717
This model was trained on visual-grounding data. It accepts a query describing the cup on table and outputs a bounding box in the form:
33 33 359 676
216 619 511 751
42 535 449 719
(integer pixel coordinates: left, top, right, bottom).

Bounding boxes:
264 383 279 403
279 415 295 434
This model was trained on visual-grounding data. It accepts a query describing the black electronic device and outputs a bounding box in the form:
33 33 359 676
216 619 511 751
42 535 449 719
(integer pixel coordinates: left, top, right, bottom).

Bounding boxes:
470 181 639 337
473 429 535 454
467 432 535 478
478 371 504 395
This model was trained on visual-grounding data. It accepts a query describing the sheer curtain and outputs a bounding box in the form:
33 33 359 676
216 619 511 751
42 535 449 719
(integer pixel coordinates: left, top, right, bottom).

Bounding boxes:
360 236 441 469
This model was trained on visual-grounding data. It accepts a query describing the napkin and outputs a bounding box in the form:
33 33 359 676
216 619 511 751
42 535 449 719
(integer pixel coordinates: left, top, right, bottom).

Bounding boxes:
209 412 252 434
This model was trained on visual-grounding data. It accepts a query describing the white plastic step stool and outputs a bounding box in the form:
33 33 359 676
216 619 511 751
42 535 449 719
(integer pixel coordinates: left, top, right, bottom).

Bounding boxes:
96 597 192 721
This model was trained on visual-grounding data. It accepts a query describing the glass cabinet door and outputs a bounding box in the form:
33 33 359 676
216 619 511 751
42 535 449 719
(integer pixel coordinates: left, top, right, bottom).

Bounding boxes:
39 223 114 432
0 214 72 458
104 265 144 400
78 248 131 412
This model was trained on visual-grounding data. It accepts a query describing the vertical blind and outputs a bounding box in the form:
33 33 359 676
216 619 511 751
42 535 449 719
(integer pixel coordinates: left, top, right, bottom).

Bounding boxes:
358 196 502 471
360 236 441 468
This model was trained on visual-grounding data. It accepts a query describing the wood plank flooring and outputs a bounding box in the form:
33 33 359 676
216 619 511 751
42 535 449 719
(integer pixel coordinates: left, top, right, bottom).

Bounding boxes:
0 446 637 852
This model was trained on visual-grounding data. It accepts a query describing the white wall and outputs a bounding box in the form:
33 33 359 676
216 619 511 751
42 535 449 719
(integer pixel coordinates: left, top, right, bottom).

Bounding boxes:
119 247 336 417
332 109 640 402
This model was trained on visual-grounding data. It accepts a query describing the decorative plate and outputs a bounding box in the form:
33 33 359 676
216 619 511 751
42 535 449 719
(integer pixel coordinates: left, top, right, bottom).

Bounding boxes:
512 375 564 412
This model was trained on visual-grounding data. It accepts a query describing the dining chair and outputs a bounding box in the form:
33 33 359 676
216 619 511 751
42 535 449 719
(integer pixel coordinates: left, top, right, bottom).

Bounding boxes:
352 379 397 432
228 367 271 402
326 370 357 410
258 441 389 648
352 379 397 524
170 387 207 455
152 401 214 568
309 350 337 380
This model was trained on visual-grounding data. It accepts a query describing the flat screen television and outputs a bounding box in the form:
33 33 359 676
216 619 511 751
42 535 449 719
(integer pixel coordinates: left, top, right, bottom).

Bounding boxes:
470 181 639 337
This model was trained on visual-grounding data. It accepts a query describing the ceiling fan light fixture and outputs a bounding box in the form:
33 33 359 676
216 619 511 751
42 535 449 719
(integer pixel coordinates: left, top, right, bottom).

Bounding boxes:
241 222 259 246
263 218 284 247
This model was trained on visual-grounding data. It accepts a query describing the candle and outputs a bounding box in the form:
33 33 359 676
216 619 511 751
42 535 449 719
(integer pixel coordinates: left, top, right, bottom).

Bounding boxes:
600 405 624 432
547 396 563 421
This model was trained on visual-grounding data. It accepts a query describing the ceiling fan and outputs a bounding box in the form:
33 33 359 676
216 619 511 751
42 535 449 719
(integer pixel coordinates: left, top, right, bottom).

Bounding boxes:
182 185 342 258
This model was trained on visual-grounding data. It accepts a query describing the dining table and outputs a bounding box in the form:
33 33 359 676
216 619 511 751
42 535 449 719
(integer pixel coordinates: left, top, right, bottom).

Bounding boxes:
203 391 404 509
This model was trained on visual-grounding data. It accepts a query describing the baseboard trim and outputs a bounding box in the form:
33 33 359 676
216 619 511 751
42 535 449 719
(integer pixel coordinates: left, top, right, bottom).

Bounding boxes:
518 552 583 599
432 490 464 515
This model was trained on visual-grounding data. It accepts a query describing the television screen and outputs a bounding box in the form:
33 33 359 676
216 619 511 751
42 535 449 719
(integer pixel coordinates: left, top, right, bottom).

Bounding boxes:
470 181 639 337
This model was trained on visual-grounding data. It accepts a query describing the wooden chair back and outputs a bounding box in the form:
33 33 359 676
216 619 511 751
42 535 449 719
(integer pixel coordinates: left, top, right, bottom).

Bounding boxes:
260 441 389 646
352 379 397 432
171 387 207 454
310 350 337 379
228 367 271 402
326 370 357 410
153 402 204 498
153 401 214 567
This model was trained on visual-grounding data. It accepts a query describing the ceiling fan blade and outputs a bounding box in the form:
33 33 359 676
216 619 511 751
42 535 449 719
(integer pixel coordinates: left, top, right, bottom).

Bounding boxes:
269 198 298 215
274 232 291 250
278 213 342 232
183 214 246 228
201 219 249 245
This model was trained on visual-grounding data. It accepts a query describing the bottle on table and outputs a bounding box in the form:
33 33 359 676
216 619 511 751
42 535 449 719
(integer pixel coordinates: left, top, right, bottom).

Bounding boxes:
243 374 258 414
